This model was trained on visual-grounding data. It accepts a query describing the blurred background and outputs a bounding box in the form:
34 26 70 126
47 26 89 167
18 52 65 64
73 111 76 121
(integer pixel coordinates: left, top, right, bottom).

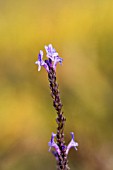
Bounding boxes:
0 0 113 169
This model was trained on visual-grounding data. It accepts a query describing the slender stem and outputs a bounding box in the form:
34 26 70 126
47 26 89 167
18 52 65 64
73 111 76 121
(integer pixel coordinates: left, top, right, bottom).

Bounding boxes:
48 67 70 170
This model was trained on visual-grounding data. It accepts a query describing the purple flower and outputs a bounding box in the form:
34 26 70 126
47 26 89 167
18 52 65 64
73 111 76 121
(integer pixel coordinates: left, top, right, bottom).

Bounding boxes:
48 133 60 155
66 132 78 155
45 44 58 61
53 56 63 70
35 50 49 72
45 44 63 70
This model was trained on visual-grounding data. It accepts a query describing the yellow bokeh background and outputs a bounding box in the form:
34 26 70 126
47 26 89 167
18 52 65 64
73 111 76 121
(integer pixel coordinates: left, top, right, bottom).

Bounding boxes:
0 0 113 169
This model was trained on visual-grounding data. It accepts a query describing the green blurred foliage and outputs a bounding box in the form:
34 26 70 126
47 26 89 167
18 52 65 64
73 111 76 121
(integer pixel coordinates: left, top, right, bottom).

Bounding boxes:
0 0 113 169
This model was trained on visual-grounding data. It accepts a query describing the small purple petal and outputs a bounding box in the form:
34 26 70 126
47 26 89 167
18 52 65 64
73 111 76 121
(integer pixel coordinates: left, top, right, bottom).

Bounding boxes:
48 133 60 155
38 50 43 62
53 56 63 70
35 50 49 72
66 132 78 155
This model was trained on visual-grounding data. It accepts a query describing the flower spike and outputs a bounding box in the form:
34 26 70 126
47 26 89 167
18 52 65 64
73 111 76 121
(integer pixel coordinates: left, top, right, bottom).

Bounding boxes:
66 132 78 155
35 45 78 169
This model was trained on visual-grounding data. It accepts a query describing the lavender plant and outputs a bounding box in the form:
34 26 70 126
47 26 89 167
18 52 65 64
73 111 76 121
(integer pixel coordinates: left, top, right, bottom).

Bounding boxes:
35 44 78 170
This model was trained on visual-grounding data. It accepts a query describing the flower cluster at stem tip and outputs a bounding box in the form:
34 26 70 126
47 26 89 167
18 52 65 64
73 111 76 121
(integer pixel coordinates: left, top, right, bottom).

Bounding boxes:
35 44 63 72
